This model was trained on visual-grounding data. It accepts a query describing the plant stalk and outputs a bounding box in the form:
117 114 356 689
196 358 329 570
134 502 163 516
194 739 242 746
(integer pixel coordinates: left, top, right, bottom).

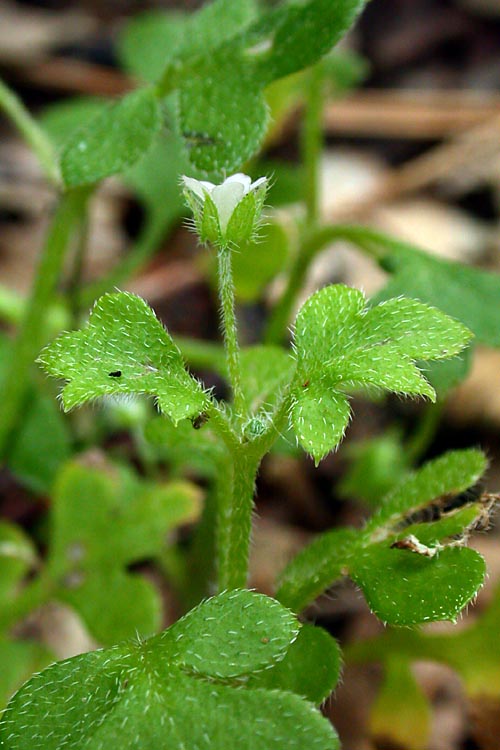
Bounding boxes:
0 188 91 461
0 77 59 185
216 245 246 420
217 445 260 591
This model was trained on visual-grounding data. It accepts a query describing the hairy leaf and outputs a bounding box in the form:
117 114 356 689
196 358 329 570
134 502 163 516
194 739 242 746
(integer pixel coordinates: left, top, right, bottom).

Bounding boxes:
0 591 339 750
118 1 259 83
39 292 208 423
291 284 471 461
276 528 359 613
350 544 485 626
277 450 488 624
373 239 500 348
60 89 161 187
365 448 487 535
257 0 367 82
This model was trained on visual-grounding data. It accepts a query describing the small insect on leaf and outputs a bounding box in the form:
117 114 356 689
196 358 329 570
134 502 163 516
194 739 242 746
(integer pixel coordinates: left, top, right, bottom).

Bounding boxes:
109 371 122 378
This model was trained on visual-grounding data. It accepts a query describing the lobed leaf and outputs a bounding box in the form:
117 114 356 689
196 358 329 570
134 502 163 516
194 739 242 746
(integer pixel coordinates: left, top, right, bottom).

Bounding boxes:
47 461 200 643
277 450 488 624
291 284 471 461
38 292 208 424
117 1 259 83
159 589 299 679
177 49 268 176
0 590 339 750
291 381 351 465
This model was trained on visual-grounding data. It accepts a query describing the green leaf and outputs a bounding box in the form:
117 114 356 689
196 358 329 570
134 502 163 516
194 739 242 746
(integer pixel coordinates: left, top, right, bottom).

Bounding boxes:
350 544 485 626
38 292 208 424
291 381 351 464
365 448 487 535
177 49 268 177
371 235 500 348
0 640 52 713
0 591 339 750
247 623 342 704
47 461 200 643
39 97 109 147
7 389 71 495
291 284 471 461
232 220 290 302
277 450 488 622
370 657 431 750
258 0 367 82
117 2 259 83
276 528 359 613
60 89 161 187
346 582 500 699
162 589 299 678
240 345 295 414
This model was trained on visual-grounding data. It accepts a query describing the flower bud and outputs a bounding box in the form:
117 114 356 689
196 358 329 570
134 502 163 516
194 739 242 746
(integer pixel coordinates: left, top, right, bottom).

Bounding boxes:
182 173 268 247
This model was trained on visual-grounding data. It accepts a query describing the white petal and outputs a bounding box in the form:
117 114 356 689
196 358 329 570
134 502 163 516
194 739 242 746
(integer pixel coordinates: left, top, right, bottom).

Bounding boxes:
211 181 246 232
182 176 214 200
224 173 252 193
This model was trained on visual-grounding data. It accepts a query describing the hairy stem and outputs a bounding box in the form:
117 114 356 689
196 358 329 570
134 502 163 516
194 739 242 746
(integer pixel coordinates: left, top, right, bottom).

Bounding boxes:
0 188 91 460
217 445 260 591
0 77 59 185
217 246 246 420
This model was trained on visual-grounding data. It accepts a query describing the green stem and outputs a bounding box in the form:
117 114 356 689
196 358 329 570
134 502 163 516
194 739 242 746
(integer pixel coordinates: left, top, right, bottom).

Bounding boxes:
264 223 395 344
0 77 59 185
217 246 246 420
405 401 444 465
217 445 260 591
0 188 91 461
301 65 324 227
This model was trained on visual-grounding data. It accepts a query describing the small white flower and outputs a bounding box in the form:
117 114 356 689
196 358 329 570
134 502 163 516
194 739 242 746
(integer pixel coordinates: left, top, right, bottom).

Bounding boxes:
182 173 268 247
